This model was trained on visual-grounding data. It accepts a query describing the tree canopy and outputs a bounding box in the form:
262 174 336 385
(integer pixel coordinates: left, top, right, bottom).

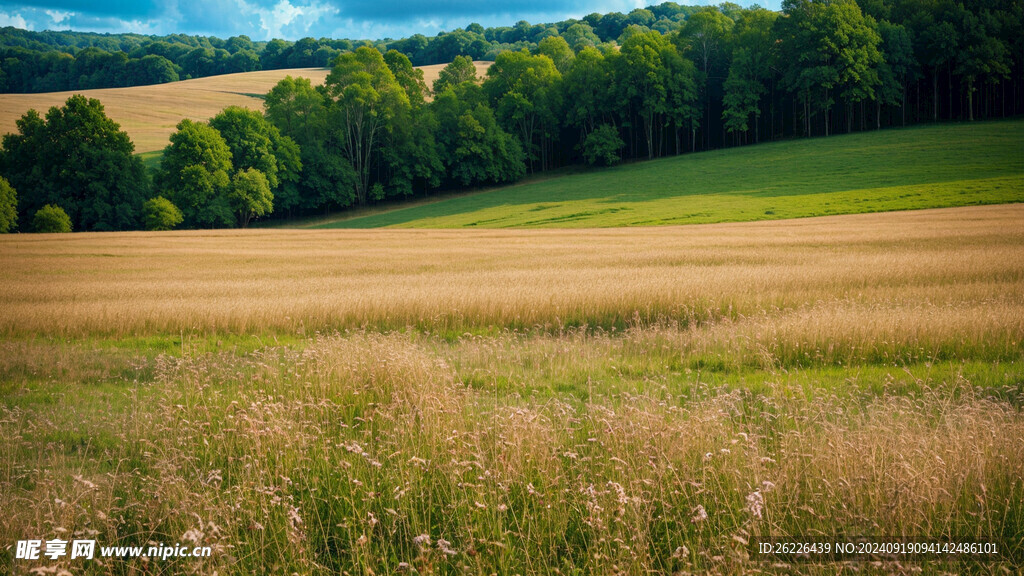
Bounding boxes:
0 95 148 231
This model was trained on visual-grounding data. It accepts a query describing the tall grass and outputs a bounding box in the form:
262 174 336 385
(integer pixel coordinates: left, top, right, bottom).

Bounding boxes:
1 205 1022 342
1 332 1021 574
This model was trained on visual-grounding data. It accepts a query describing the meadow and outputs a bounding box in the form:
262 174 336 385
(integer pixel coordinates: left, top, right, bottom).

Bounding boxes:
313 120 1024 229
0 61 492 155
1 204 1022 574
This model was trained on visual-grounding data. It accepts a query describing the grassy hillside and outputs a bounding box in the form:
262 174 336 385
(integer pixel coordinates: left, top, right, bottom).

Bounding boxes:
316 120 1024 229
0 61 491 154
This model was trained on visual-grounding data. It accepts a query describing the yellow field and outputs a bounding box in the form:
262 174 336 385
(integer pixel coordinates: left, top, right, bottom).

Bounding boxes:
0 61 492 154
1 204 1022 343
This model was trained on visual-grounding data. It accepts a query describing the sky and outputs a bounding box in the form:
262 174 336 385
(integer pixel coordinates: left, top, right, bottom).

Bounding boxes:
0 0 780 42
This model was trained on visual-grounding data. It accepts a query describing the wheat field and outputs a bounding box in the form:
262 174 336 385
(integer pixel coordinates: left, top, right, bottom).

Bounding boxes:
1 205 1023 574
0 61 492 154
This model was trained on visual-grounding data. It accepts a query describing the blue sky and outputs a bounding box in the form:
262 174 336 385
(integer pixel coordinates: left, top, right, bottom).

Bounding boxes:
0 0 780 41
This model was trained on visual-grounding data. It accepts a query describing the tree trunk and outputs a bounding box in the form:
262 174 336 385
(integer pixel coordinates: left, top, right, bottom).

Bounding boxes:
967 77 974 121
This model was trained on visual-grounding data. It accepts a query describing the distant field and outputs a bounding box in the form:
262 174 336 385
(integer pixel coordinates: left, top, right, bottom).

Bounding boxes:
1 205 1022 574
0 61 491 154
316 120 1024 229
2 204 1022 338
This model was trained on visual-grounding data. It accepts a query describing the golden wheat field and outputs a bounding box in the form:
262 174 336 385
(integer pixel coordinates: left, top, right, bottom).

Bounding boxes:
0 61 492 154
1 205 1023 575
1 204 1022 342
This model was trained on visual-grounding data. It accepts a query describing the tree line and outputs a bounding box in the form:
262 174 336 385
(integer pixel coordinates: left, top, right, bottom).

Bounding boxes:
0 0 1021 232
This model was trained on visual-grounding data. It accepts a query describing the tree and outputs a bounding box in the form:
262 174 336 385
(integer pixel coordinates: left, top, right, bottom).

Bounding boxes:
385 49 429 108
210 106 282 188
537 36 574 73
0 95 148 231
210 106 301 214
483 50 563 171
562 47 611 137
953 7 1010 122
159 119 234 228
142 196 184 230
618 31 692 159
433 55 478 94
0 176 16 233
562 23 601 51
722 48 765 139
227 168 273 227
581 124 624 166
33 204 71 233
324 47 410 205
722 7 778 141
431 84 525 187
876 20 918 127
265 75 357 213
678 6 734 148
777 0 881 136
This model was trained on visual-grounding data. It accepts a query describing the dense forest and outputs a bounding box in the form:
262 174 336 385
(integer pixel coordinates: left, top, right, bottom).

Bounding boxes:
0 0 1022 232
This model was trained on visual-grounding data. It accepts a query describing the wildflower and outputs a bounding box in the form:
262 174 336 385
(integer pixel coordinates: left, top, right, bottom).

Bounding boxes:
437 538 457 556
413 534 431 552
746 490 764 519
691 505 708 523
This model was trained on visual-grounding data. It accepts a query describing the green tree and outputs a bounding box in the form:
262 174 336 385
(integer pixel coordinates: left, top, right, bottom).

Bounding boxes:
227 168 273 227
0 95 148 231
617 31 693 159
324 46 410 205
537 36 574 73
142 196 184 230
159 119 234 228
264 76 357 213
580 123 624 166
778 0 882 136
562 46 611 137
384 50 428 108
210 106 302 215
33 204 71 233
433 55 478 94
722 7 778 142
678 6 734 148
953 7 1010 122
0 176 16 233
876 20 919 127
432 84 525 186
562 23 601 52
483 50 563 171
210 106 282 188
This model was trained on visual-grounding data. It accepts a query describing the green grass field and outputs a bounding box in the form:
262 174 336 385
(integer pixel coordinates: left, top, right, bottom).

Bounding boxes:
313 120 1024 229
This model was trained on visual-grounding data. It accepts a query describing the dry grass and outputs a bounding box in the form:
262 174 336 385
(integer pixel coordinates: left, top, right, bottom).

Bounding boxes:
1 204 1022 344
0 61 492 154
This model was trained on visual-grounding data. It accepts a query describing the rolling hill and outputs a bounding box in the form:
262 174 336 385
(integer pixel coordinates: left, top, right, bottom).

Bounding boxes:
311 119 1024 229
0 61 492 154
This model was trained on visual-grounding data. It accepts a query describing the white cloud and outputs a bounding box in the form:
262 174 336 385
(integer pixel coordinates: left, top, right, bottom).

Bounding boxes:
45 9 73 25
248 0 338 40
0 11 29 29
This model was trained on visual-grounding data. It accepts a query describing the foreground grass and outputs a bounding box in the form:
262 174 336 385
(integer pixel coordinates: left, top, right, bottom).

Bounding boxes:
1 331 1022 575
2 206 1022 574
315 120 1024 229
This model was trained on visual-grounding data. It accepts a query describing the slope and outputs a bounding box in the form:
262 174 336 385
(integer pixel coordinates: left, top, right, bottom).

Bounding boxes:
314 120 1024 229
